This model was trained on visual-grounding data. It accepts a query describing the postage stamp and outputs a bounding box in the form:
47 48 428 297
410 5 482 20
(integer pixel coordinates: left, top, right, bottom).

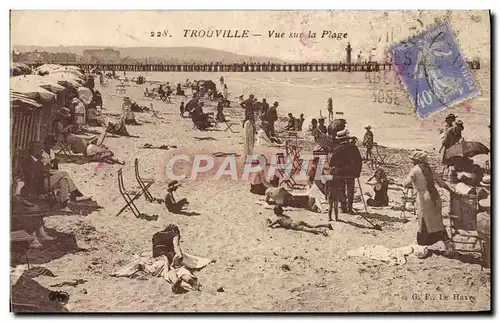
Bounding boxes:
390 23 480 118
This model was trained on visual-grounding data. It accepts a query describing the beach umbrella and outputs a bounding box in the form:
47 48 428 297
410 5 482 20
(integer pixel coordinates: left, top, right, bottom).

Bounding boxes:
444 140 490 161
11 82 56 103
77 87 93 105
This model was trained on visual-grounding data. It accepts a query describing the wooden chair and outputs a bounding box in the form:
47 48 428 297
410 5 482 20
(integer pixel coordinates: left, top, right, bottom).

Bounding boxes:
134 158 159 203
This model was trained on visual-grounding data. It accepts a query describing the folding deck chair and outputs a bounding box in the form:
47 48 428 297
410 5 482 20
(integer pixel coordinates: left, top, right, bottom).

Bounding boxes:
448 190 485 264
116 169 144 218
134 158 161 203
55 135 72 156
116 83 127 94
400 187 417 219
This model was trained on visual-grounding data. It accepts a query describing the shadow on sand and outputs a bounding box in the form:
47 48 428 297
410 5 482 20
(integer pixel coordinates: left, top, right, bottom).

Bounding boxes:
11 228 90 267
11 272 70 312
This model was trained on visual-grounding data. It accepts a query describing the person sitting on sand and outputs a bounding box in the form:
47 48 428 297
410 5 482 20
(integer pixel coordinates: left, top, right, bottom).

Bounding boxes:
85 139 125 165
284 113 296 131
158 85 166 100
267 206 331 237
216 100 226 122
176 83 185 96
366 168 389 207
296 114 305 131
152 224 201 294
249 158 271 195
165 181 189 213
123 97 141 125
106 113 131 137
318 118 327 134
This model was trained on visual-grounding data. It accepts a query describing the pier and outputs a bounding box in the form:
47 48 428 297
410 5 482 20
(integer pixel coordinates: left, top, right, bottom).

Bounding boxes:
24 60 481 73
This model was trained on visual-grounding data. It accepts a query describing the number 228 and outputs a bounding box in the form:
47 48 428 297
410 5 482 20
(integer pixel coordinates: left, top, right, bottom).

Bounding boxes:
150 30 169 37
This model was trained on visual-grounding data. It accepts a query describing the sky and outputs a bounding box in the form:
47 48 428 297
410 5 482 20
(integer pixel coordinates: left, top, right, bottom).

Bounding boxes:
10 10 490 61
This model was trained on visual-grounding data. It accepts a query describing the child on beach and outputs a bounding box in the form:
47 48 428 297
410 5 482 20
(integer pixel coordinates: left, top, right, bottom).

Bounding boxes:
267 206 331 236
327 98 334 121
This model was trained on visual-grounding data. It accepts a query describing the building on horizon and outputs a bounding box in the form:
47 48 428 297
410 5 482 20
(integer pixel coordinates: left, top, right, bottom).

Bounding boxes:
83 48 121 63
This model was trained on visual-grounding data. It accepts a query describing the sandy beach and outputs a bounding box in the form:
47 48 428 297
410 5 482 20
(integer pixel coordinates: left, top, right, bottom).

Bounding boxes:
10 76 490 312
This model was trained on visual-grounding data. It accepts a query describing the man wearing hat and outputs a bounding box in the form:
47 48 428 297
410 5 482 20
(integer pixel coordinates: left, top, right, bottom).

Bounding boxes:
241 94 257 128
328 129 363 219
265 101 279 137
165 180 189 213
444 113 456 130
362 125 374 162
318 118 327 134
440 118 464 164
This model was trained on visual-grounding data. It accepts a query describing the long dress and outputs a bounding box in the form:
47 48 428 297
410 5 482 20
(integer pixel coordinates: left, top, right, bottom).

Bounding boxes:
402 165 448 245
243 120 255 158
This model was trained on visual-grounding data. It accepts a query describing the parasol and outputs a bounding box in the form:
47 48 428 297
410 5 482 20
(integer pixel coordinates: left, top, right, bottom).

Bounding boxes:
77 87 93 105
444 140 490 160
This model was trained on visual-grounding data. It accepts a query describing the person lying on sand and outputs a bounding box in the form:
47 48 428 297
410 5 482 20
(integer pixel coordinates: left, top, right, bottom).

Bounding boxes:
152 224 201 294
265 185 318 212
164 181 189 213
267 206 331 236
85 140 125 165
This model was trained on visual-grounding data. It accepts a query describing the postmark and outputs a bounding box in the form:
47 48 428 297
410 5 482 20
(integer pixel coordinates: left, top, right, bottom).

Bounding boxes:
390 22 480 118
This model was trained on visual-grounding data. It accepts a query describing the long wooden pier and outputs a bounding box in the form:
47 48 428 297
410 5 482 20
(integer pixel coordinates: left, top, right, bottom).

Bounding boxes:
24 60 481 73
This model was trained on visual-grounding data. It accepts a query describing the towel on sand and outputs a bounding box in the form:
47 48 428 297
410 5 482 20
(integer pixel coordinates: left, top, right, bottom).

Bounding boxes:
110 251 214 281
347 245 415 266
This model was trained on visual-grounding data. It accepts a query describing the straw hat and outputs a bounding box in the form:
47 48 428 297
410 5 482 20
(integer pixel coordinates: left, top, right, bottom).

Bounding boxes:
336 129 350 139
479 195 490 209
365 125 371 130
168 180 181 190
445 113 456 121
58 107 71 118
410 151 428 164
480 175 490 187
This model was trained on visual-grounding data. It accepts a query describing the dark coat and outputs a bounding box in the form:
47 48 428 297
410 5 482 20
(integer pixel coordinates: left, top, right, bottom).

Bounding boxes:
329 140 362 178
21 156 47 196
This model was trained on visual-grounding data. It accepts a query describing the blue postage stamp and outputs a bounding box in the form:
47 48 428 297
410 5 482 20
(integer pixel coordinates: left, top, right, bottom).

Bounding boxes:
390 23 480 118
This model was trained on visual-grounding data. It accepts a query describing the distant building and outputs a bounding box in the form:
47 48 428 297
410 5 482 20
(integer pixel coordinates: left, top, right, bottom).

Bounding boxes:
83 48 121 63
12 50 78 63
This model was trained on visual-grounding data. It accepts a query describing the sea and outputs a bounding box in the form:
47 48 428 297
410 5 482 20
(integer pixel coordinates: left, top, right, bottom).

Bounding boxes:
123 68 490 151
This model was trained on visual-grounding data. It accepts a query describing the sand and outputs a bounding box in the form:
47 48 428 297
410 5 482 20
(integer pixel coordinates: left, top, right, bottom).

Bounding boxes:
11 78 490 312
